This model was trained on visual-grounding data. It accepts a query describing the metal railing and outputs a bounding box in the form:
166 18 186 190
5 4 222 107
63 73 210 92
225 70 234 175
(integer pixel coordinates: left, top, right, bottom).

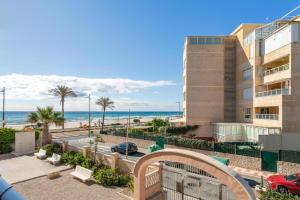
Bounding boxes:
264 63 289 76
256 88 290 97
255 114 279 120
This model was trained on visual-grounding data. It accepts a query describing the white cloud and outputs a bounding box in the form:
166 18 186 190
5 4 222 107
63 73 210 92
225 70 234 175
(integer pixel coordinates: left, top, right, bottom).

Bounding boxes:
0 73 175 100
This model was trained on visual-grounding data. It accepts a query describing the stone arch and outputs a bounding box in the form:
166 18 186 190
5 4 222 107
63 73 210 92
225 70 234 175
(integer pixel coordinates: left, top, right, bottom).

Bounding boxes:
133 148 256 200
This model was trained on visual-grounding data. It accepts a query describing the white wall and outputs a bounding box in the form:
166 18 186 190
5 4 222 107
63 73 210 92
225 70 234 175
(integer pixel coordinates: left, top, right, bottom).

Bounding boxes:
263 23 298 55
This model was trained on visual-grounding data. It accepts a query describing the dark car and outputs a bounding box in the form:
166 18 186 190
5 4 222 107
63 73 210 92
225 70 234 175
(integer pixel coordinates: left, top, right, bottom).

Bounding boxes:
267 173 300 194
111 142 138 154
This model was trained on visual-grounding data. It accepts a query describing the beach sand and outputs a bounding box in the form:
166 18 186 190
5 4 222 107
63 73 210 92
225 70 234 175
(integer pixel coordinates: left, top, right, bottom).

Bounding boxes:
6 116 178 131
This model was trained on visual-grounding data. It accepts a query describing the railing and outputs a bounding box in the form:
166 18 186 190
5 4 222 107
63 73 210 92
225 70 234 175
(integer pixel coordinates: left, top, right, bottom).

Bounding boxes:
255 114 279 120
256 88 290 97
145 170 160 188
264 63 289 76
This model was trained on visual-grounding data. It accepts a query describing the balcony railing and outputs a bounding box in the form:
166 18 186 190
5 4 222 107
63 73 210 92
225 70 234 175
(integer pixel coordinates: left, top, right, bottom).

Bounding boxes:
255 114 279 120
256 88 290 97
264 63 289 76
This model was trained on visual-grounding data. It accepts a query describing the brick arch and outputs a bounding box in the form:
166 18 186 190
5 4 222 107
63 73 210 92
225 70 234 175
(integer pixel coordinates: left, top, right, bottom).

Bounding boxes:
133 148 256 200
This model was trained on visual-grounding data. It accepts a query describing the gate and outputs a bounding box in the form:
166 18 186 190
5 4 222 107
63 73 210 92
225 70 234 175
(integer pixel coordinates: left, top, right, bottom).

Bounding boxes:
261 151 278 172
162 162 236 200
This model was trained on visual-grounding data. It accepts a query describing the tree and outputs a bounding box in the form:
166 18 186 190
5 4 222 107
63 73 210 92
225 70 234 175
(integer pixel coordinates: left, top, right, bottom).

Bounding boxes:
49 85 77 129
27 106 64 145
95 97 114 133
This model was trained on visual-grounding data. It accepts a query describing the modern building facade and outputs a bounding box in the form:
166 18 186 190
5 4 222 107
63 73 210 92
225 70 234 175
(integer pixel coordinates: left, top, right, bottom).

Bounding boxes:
183 15 300 144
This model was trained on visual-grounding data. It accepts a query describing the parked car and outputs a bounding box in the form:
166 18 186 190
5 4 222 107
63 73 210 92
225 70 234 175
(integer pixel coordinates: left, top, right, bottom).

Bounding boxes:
111 142 138 154
266 173 300 194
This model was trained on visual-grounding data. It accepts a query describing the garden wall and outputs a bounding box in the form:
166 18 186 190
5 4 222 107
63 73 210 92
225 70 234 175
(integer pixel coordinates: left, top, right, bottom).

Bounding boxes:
277 161 300 175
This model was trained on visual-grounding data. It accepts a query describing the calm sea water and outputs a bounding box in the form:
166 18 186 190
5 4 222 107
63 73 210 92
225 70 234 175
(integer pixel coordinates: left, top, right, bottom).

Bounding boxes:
3 111 182 125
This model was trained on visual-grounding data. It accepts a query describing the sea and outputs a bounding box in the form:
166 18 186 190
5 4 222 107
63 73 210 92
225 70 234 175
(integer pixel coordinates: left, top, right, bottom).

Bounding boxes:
3 111 182 125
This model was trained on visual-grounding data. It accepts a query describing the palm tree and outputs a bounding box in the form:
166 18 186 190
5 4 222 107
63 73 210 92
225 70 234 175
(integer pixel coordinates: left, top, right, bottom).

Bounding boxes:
49 85 77 129
95 97 114 133
27 106 64 145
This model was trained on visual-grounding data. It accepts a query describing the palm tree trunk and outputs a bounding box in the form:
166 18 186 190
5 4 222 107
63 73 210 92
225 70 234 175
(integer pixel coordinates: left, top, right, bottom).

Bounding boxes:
101 108 106 133
42 123 49 145
62 99 65 129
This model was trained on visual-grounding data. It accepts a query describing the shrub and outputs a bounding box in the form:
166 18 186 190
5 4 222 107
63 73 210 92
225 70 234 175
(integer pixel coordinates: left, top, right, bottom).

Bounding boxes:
166 125 198 135
42 143 62 156
146 118 168 132
133 118 140 123
61 151 93 169
93 167 132 187
165 136 213 151
127 128 144 135
0 143 12 154
260 190 295 200
0 128 15 144
0 128 15 154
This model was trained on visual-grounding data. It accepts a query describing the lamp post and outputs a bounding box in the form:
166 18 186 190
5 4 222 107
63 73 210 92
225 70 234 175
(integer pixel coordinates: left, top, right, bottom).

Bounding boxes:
125 109 131 159
1 87 5 128
176 101 181 117
88 94 91 137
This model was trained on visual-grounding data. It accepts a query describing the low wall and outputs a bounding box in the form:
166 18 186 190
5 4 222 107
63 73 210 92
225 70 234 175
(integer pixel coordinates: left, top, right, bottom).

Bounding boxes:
101 134 261 171
277 161 300 175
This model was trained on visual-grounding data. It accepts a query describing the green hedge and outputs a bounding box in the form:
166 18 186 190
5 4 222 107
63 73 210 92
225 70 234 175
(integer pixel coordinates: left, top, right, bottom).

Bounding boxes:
0 128 15 154
165 136 213 151
0 128 15 144
166 125 198 135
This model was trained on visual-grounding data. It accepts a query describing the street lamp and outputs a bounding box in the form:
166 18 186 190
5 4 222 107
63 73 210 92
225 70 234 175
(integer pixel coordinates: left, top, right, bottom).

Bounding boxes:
0 87 5 128
125 109 131 159
88 94 91 137
176 101 181 117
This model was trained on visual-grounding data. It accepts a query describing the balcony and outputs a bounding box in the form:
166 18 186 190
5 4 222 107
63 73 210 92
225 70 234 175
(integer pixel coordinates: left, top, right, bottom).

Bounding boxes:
263 63 291 84
256 88 290 97
255 114 279 120
264 63 289 76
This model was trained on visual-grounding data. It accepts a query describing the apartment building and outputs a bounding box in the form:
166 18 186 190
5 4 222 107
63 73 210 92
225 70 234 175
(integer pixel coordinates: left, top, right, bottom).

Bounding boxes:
183 15 300 146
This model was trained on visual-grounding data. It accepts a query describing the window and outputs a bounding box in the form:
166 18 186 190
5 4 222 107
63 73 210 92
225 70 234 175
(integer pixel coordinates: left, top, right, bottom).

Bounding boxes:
243 68 252 80
243 87 253 100
244 108 251 119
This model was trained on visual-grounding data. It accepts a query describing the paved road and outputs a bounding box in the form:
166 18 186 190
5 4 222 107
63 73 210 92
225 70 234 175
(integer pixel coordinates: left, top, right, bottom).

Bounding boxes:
54 136 148 161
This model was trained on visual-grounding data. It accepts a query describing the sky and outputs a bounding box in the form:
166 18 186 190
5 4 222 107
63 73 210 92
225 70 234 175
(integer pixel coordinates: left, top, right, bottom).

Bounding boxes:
0 0 299 111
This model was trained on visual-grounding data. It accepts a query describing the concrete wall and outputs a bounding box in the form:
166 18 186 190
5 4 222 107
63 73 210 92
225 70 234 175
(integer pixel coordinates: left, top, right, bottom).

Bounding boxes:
14 132 35 156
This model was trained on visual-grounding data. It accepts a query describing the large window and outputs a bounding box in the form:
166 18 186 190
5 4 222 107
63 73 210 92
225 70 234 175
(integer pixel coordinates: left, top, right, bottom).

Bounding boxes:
243 87 253 100
243 68 252 80
244 108 251 119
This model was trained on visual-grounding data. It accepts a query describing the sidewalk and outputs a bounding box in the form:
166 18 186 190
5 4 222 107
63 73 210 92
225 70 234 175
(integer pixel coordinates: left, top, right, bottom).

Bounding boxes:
229 165 275 180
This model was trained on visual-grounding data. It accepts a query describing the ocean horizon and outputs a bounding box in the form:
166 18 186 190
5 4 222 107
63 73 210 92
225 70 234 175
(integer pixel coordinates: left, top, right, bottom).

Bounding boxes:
3 111 182 125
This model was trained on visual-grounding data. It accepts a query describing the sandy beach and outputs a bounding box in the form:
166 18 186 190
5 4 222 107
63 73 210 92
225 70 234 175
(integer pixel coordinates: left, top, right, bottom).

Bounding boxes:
6 116 178 131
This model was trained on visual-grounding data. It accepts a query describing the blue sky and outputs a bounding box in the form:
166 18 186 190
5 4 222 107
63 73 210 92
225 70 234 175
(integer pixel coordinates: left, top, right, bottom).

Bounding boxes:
0 0 299 111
